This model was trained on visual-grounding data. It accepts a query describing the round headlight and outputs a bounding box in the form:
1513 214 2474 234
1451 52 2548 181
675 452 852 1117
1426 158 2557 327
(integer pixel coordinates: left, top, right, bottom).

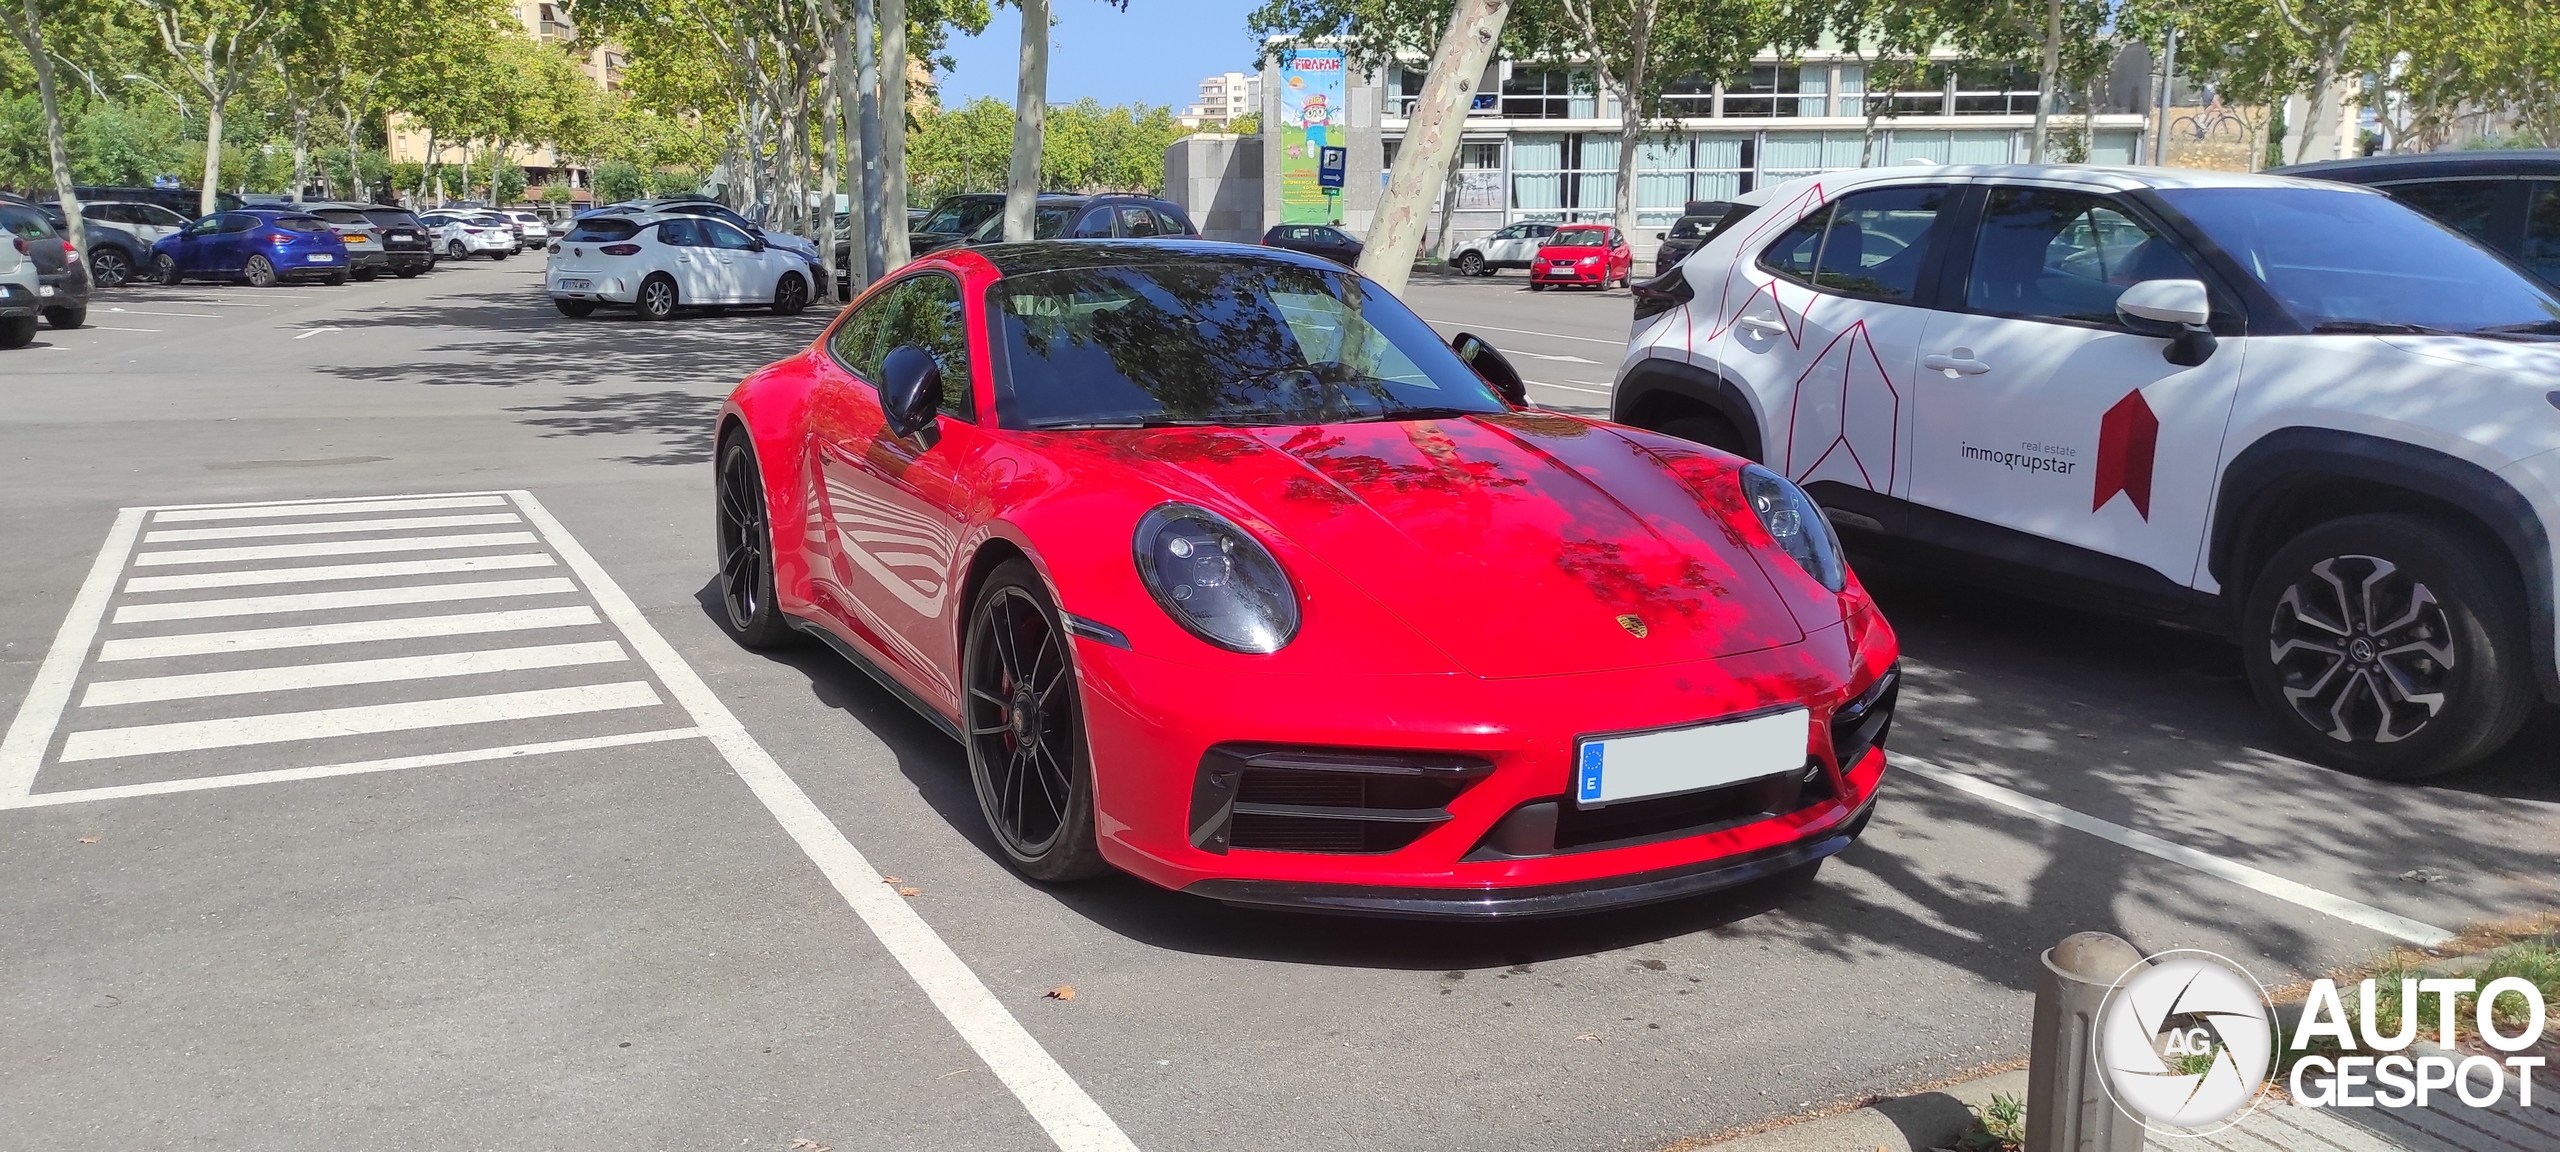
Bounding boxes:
1739 465 1846 593
1133 503 1300 653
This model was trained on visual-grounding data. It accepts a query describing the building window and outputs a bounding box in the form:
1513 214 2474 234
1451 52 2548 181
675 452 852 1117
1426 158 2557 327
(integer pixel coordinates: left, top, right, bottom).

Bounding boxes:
1502 70 1579 119
1873 64 1950 116
1661 74 1714 119
1953 66 2039 115
1721 65 1804 118
1761 131 1869 183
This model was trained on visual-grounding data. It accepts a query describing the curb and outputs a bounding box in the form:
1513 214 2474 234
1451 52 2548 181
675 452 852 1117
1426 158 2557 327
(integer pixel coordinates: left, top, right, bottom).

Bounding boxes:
1684 1069 2026 1152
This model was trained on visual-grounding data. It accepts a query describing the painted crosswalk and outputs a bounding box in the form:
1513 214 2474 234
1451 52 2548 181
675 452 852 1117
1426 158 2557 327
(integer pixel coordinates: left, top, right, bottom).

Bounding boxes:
0 490 699 804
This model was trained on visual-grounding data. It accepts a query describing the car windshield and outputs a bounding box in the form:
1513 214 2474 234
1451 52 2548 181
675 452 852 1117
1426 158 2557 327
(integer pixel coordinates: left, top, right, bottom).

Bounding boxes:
1668 216 1717 239
969 206 1076 243
990 261 1509 430
922 198 999 235
564 218 640 242
1550 227 1607 247
2158 186 2560 336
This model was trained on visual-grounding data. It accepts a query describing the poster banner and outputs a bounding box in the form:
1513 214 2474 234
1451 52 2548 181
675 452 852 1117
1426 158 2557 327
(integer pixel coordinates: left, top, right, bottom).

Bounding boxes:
1278 48 1346 224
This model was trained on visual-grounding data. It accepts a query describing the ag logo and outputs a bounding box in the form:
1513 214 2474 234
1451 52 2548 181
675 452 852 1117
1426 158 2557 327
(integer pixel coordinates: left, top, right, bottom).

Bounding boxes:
2095 950 2275 1133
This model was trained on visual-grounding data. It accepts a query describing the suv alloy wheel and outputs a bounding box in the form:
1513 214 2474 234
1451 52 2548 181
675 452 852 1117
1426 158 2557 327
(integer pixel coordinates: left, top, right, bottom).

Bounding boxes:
2241 514 2536 779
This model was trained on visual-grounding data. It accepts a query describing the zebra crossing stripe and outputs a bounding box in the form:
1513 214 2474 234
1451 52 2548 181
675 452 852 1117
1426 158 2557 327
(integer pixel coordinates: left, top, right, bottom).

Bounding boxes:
79 641 631 707
111 577 578 623
98 606 601 661
59 681 664 761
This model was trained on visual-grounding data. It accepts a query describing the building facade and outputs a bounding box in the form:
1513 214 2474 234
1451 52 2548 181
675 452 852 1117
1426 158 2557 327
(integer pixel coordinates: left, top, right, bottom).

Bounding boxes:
384 0 624 198
1233 43 2155 257
1180 72 1264 130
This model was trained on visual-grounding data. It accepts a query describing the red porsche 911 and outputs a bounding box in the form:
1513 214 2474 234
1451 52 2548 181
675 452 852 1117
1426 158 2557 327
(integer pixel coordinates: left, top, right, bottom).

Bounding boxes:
713 240 1898 917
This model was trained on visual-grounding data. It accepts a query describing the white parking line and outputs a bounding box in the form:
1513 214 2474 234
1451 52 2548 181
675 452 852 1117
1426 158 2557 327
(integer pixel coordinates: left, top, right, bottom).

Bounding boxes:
60 681 662 762
0 727 702 811
102 308 215 318
1893 753 2457 947
507 490 1141 1152
111 577 578 623
146 490 496 513
97 605 600 661
142 512 523 543
92 325 159 333
124 553 556 592
133 531 539 566
0 509 143 798
81 641 631 706
1527 379 1612 397
152 495 510 523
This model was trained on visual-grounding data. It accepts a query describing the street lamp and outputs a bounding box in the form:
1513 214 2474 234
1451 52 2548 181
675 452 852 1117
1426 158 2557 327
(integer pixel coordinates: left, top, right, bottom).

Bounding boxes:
120 74 188 120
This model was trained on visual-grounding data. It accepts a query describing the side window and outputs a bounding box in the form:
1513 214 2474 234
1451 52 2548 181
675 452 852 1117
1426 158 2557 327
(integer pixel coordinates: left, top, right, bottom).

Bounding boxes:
656 218 707 247
2525 183 2560 286
1963 186 2199 327
2384 179 2506 246
183 216 220 236
1072 209 1116 238
1152 208 1193 236
1761 209 1829 283
1811 186 1948 301
703 220 757 250
218 213 258 234
1117 205 1159 237
829 274 976 420
88 204 128 224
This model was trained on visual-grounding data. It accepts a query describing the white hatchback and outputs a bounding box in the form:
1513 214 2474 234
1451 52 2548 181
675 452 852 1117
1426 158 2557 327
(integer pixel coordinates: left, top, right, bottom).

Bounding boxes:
419 210 516 260
544 212 815 320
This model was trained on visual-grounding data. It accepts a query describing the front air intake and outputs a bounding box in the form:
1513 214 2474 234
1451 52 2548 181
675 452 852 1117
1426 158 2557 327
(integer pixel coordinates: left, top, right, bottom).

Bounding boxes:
1188 745 1492 855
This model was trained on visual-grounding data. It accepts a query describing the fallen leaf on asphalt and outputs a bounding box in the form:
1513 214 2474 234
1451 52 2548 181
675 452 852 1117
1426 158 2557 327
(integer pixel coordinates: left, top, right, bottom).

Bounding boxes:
77 836 98 844
880 875 901 884
789 1140 832 1152
1574 1033 1601 1042
897 887 922 897
1635 958 1666 971
1046 985 1076 1001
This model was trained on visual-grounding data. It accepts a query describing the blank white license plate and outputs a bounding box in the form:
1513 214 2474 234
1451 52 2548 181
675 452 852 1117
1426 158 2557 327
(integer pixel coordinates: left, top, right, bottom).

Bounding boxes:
38 284 53 297
307 254 333 262
1574 708 1809 807
557 279 590 291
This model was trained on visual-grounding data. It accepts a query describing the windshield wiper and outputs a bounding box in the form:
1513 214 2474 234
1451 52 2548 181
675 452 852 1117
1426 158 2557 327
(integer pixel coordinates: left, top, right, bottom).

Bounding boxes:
2309 321 2459 336
1026 416 1300 431
1342 405 1490 424
2476 320 2560 338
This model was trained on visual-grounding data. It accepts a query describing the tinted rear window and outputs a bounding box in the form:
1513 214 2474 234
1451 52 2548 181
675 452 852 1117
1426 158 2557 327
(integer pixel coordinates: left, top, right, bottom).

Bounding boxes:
274 216 333 233
566 218 641 242
364 210 421 229
311 209 370 225
1 206 59 239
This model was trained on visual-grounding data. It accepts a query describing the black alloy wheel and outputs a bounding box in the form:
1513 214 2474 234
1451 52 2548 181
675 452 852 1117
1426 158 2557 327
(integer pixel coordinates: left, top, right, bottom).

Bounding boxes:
713 434 792 648
964 562 1108 881
635 274 678 321
91 248 130 288
2242 514 2534 779
155 253 181 285
772 272 807 315
244 255 278 288
1454 251 1485 276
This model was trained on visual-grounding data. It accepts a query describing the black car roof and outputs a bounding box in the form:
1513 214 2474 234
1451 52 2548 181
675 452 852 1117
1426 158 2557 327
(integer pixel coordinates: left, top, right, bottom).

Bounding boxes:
970 238 1335 277
2276 149 2560 182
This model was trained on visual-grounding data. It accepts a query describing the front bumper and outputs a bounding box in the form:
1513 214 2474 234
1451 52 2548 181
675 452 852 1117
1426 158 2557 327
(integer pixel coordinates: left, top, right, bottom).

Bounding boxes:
1531 262 1607 284
1071 608 1899 910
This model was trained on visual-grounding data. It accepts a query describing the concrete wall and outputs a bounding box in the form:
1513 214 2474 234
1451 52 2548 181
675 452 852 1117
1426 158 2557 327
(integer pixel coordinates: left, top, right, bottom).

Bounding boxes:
1162 134 1265 244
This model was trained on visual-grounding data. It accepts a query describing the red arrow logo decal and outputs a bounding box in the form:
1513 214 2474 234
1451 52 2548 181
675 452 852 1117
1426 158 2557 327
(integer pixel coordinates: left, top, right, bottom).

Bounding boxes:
2093 389 2158 520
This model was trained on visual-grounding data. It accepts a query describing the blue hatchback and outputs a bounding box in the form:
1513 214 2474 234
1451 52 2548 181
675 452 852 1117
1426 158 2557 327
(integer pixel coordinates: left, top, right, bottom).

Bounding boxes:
150 209 352 286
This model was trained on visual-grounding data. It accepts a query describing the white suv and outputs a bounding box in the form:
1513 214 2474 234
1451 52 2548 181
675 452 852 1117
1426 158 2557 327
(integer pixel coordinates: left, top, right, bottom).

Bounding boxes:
0 232 39 348
1614 165 2560 779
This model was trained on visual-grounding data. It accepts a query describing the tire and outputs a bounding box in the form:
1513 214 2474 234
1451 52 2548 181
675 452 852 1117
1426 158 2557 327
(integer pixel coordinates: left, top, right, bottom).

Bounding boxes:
771 272 808 315
395 266 421 279
634 274 678 321
43 305 82 330
713 433 796 650
0 315 34 349
91 248 131 288
1529 280 1547 292
2240 513 2536 779
963 560 1110 882
448 240 467 260
244 255 278 288
324 272 346 286
554 298 596 318
493 250 510 261
354 267 377 282
1454 251 1485 276
155 253 181 285
1657 412 1750 458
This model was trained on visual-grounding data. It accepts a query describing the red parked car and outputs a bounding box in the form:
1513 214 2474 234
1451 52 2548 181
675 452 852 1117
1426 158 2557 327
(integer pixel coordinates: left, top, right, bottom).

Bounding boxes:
714 240 1899 917
1530 223 1635 290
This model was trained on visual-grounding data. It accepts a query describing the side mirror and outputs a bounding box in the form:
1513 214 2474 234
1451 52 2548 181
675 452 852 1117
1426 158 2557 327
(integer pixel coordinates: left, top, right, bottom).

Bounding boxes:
1451 332 1529 408
2115 278 2218 366
880 345 943 439
1655 232 1667 241
748 237 767 252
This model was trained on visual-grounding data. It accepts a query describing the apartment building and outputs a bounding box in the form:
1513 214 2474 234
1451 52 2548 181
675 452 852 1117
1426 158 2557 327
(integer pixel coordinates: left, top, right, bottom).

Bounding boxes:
1179 72 1263 130
384 0 625 197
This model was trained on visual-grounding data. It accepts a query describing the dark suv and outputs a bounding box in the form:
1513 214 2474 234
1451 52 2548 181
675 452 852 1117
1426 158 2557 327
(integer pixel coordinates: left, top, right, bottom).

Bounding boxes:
2277 150 2560 286
0 198 87 329
359 205 435 277
1652 199 1738 276
908 193 1006 257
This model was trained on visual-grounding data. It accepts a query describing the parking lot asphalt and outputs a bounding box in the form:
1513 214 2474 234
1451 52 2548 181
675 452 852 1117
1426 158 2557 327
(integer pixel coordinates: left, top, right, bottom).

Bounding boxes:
2 259 2554 1151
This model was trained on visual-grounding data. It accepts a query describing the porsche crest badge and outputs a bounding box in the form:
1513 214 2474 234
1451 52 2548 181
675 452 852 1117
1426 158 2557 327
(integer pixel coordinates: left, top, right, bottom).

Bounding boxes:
1615 614 1648 638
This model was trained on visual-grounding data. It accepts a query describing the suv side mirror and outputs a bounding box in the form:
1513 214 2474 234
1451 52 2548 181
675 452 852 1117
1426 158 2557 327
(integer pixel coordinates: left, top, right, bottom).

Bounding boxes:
748 237 767 252
881 346 944 439
1451 332 1529 408
2116 278 2217 366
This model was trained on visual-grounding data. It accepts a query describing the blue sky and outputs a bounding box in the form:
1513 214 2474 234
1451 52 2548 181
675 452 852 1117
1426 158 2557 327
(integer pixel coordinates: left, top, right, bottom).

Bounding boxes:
933 0 1269 111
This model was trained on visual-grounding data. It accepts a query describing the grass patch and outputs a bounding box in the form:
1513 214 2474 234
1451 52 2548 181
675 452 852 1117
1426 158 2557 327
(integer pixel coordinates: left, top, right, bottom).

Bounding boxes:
2282 918 2560 1068
1945 1092 2026 1152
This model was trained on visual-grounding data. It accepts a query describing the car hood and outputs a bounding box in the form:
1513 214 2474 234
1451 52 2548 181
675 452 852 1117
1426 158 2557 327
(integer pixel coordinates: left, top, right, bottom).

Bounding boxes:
1539 245 1607 257
1050 414 1808 678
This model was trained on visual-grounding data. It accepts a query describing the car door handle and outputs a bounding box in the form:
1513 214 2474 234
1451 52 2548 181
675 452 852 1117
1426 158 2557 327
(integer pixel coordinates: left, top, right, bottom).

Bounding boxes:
1737 314 1788 334
1922 352 1991 376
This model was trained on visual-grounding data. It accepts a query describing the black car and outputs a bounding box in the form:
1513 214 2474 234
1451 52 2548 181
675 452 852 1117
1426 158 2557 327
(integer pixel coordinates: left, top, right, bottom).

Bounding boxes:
0 199 87 329
1260 223 1363 266
1652 199 1738 276
909 193 1006 256
358 205 435 276
839 194 1198 293
47 184 241 218
2276 150 2560 285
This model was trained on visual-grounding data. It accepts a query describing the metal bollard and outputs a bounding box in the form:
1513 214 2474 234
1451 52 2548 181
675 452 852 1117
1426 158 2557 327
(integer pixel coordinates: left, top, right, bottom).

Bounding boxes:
2025 932 2150 1152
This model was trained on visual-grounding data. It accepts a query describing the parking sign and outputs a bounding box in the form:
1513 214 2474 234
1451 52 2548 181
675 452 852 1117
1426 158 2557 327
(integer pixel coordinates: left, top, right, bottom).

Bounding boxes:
1318 147 1346 190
